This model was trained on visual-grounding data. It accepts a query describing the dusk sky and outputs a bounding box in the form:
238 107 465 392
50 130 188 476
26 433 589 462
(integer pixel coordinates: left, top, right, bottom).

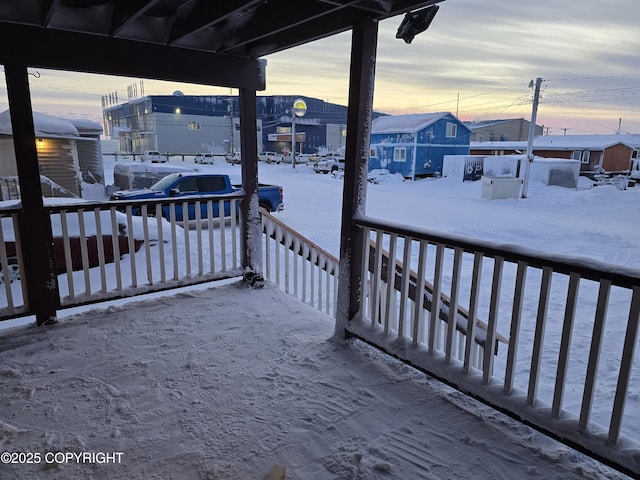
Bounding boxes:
3 0 639 136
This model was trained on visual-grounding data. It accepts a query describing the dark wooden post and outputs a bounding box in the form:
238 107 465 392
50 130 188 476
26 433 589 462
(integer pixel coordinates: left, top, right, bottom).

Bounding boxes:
238 87 263 280
335 17 378 335
4 63 60 325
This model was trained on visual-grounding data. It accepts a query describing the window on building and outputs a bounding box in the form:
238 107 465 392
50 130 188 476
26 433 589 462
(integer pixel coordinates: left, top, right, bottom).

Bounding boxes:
370 148 377 158
187 121 200 130
446 122 457 138
571 150 590 164
394 147 406 162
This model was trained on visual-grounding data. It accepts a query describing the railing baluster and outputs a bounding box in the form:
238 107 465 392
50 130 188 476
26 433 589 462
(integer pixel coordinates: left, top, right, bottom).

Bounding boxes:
125 205 138 287
310 250 317 307
110 208 123 291
428 243 445 353
264 220 272 281
275 225 281 287
384 233 398 334
483 256 504 384
207 200 215 274
324 257 333 315
60 210 75 299
371 230 384 327
302 244 308 303
609 285 640 445
230 200 238 269
0 220 14 308
398 237 412 339
580 278 611 430
504 261 527 394
412 240 428 347
156 204 166 282
552 272 580 416
169 204 179 280
293 238 299 298
445 247 463 363
284 232 290 294
359 227 371 321
77 209 92 295
463 252 483 373
141 206 153 285
195 201 204 276
317 254 323 310
528 266 553 405
218 200 226 272
93 208 107 292
182 201 191 277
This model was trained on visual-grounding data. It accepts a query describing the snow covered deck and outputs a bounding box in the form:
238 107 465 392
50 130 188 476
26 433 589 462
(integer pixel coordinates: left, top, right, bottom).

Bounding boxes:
0 280 626 479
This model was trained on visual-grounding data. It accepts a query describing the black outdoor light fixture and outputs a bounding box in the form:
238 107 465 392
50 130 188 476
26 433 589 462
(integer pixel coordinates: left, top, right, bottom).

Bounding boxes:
396 4 440 44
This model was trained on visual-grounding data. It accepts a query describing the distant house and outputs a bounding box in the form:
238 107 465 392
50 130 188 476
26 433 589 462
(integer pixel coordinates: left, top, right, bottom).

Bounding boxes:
464 118 543 142
470 134 640 175
0 110 104 198
369 112 471 179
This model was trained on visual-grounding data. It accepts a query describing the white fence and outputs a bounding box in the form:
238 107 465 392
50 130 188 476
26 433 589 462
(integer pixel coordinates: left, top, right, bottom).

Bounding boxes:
348 214 640 477
0 196 244 318
260 209 498 370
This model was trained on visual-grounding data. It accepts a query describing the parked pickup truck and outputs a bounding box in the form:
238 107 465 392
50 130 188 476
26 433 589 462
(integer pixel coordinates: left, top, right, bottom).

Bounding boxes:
110 172 284 221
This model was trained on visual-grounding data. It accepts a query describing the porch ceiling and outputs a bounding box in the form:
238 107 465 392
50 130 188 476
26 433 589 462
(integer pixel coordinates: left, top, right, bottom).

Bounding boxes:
0 0 442 87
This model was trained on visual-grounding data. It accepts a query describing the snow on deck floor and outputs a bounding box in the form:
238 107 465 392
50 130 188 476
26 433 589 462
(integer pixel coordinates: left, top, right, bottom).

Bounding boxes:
0 281 629 479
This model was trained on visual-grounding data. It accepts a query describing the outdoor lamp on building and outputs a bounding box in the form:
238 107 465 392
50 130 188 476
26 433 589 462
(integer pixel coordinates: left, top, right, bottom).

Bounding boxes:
396 5 439 44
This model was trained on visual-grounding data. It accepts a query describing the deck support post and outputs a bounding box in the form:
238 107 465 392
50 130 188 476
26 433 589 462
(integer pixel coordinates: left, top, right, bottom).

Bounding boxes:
239 86 263 280
335 17 378 335
4 62 60 325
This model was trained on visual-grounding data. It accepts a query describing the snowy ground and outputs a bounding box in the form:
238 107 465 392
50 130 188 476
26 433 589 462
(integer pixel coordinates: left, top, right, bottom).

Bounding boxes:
1 156 638 479
0 280 630 479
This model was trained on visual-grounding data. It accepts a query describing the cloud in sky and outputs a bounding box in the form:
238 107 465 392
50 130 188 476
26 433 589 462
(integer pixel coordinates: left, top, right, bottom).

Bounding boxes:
2 0 639 135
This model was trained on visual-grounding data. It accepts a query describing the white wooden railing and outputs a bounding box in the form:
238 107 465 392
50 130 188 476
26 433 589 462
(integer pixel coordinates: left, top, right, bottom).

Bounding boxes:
259 209 500 370
260 208 339 318
348 214 640 477
0 196 244 319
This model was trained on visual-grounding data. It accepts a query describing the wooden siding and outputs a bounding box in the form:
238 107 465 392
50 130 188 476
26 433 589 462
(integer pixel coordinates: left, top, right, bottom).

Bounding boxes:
602 143 633 172
36 138 81 197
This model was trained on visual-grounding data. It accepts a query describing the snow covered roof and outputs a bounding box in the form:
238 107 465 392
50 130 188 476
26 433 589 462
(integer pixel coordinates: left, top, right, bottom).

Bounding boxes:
371 112 451 134
471 134 640 151
0 109 79 138
68 118 103 135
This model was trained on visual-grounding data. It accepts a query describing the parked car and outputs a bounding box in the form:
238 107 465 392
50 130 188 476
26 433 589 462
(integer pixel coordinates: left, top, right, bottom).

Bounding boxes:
111 172 284 221
141 150 166 163
0 222 144 283
313 153 345 173
225 152 242 164
194 152 224 164
258 151 278 163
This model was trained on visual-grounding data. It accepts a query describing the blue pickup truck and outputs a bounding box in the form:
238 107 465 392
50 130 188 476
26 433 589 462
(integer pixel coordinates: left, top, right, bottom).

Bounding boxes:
110 172 284 221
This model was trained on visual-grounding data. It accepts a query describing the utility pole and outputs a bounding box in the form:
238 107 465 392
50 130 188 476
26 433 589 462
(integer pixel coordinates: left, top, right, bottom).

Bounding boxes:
521 77 542 199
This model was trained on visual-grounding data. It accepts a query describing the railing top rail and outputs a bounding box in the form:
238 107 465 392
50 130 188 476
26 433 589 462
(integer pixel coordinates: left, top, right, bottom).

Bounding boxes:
260 207 339 264
355 213 640 288
0 203 22 215
43 193 246 214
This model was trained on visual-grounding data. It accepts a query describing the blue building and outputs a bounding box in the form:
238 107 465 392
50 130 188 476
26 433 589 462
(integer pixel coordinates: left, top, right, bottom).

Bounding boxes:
369 112 471 179
102 93 355 156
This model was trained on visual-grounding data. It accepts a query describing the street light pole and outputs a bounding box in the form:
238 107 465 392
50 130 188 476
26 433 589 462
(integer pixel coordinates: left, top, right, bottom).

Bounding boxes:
521 77 542 199
291 98 307 170
291 113 296 169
